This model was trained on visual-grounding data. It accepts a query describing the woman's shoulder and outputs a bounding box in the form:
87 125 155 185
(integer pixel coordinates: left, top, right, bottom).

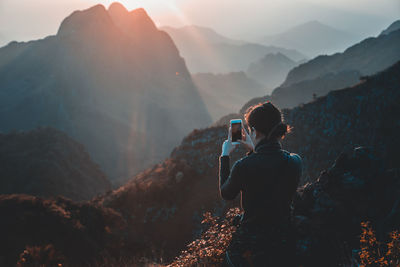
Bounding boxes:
282 150 303 175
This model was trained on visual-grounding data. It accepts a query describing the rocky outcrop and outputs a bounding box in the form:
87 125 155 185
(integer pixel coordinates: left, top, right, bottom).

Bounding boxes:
293 147 400 266
0 127 110 200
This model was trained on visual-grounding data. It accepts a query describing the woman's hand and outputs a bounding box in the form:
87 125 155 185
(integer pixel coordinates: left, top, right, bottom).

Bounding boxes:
239 127 254 152
221 126 238 156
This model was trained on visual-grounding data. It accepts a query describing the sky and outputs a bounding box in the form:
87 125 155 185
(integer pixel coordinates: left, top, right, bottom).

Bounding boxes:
0 0 399 47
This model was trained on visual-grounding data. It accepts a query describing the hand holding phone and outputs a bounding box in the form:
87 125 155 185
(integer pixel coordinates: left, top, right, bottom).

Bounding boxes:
239 126 255 152
221 120 241 156
230 119 242 144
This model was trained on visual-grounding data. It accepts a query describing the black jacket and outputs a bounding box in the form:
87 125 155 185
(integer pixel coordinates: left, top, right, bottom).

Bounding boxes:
219 138 302 227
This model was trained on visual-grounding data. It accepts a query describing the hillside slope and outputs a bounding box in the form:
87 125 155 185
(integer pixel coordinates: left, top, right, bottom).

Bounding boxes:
282 28 400 87
100 61 400 260
271 70 361 109
0 194 126 266
0 127 110 200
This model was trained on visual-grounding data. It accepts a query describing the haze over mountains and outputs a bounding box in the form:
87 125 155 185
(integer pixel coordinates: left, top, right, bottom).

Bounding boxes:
0 3 211 184
161 25 306 73
246 52 301 89
283 26 400 87
260 20 361 58
161 20 372 110
192 72 266 121
240 24 400 110
161 25 245 46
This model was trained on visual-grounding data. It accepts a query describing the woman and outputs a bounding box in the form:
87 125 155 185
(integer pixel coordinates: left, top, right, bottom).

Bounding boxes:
219 102 302 266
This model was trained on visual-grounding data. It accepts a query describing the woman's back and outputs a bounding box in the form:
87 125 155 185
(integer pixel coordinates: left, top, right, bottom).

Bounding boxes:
243 141 301 227
221 138 302 228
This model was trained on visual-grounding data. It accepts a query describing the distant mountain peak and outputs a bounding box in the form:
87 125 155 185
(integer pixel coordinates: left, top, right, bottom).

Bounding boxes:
128 7 155 28
108 2 129 15
380 20 400 36
264 52 291 60
130 7 148 16
260 20 357 57
289 20 342 33
57 3 158 39
57 4 113 36
108 4 157 35
302 20 325 26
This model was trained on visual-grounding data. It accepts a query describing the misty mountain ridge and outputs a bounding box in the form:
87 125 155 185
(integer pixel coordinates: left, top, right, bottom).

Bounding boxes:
160 25 245 46
380 19 400 36
283 26 400 87
242 24 400 109
161 25 306 73
260 20 360 57
0 3 211 184
246 52 300 90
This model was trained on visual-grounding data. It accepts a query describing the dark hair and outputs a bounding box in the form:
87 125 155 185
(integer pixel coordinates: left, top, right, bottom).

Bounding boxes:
244 101 290 140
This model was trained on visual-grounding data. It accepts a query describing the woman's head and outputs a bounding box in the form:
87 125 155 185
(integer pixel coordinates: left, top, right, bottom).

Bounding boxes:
244 101 289 142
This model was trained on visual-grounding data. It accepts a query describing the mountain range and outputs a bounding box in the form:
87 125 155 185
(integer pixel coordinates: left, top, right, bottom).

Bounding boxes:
161 25 306 73
0 3 212 184
240 24 400 109
282 26 400 87
260 20 361 58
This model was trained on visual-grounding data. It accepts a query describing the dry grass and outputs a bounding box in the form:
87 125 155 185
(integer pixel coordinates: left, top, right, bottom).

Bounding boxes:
358 221 400 267
169 208 241 267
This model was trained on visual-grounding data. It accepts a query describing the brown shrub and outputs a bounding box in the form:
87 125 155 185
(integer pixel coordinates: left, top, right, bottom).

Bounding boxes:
169 208 241 266
358 221 400 266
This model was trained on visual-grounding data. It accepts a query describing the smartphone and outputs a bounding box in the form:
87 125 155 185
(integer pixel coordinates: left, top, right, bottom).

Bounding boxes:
230 119 242 144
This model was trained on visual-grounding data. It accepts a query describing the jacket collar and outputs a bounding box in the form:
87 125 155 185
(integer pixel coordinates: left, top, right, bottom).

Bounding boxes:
254 137 282 153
